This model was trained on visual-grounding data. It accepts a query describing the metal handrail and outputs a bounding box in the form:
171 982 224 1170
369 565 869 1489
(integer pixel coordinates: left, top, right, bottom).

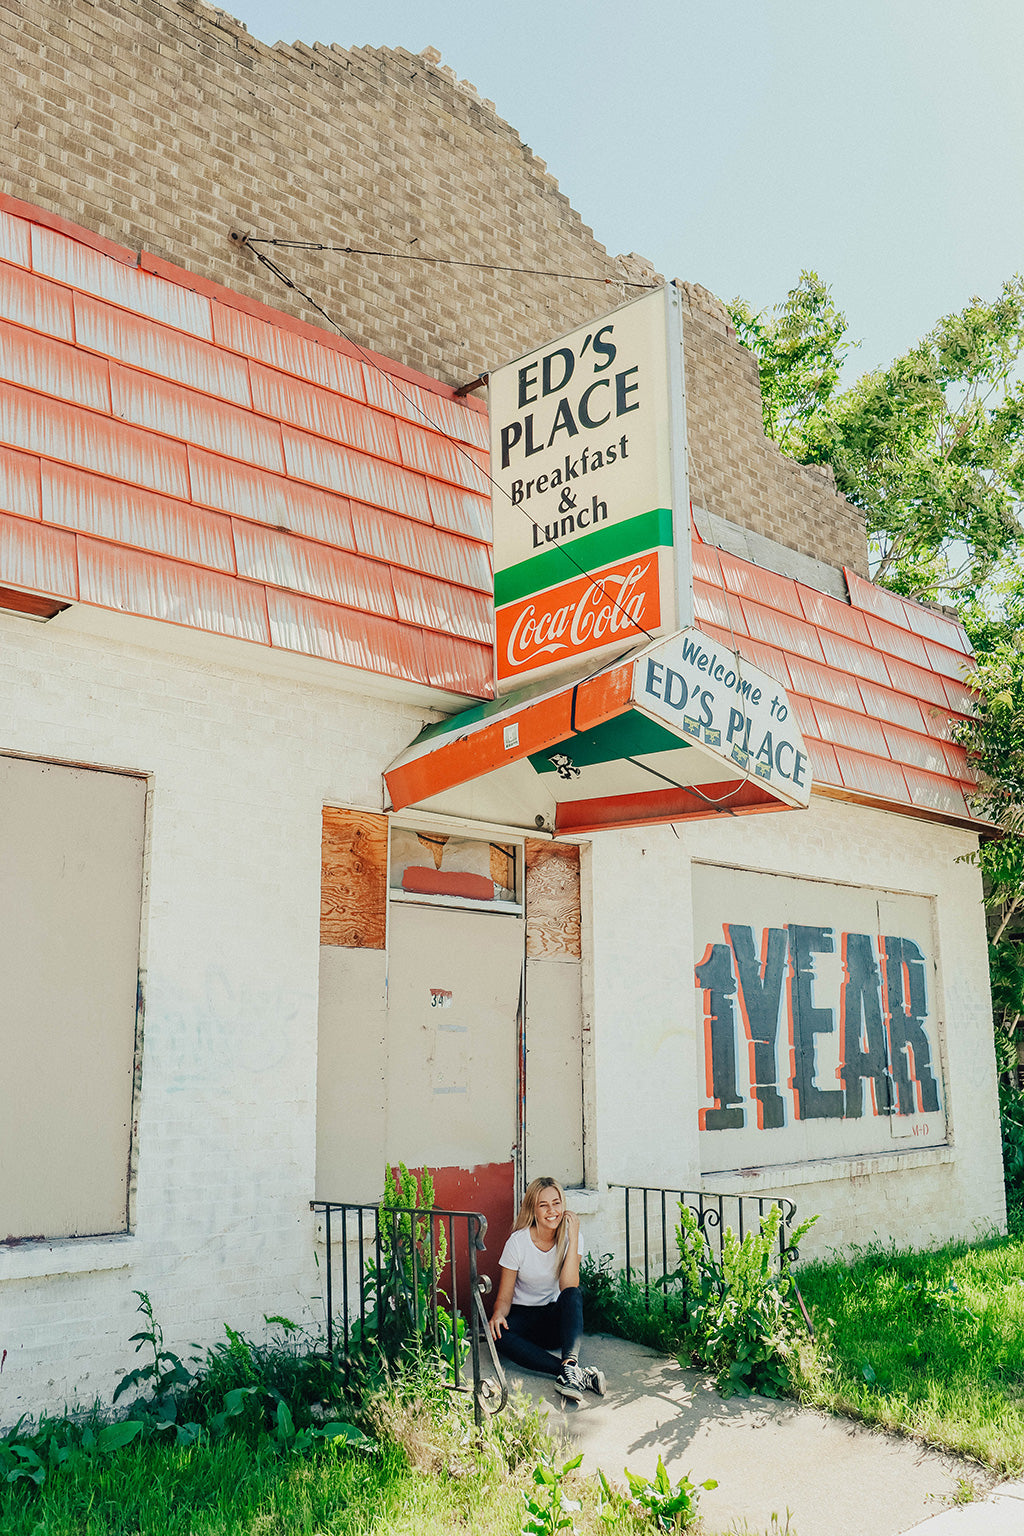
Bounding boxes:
607 1183 813 1336
311 1199 508 1425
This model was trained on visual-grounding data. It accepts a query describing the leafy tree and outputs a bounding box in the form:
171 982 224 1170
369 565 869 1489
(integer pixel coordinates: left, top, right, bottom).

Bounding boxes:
729 271 853 457
728 277 1024 604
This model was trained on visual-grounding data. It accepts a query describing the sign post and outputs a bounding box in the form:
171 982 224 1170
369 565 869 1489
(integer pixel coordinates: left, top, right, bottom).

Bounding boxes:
489 285 692 692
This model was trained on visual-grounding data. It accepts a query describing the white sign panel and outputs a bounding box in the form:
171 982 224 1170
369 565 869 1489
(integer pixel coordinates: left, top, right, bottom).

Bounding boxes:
490 285 691 690
631 628 812 807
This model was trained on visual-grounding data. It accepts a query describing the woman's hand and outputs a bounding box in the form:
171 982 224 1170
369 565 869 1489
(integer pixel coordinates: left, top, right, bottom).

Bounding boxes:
490 1265 517 1342
558 1211 581 1289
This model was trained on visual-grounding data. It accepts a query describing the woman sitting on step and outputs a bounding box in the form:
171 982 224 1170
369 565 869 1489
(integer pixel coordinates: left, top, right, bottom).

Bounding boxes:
488 1176 606 1404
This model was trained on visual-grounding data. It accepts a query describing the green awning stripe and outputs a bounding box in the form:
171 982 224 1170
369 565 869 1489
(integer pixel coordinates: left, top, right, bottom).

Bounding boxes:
494 506 674 607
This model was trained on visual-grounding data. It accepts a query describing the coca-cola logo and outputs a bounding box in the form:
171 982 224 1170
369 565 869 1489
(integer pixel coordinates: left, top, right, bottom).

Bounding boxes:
503 560 656 672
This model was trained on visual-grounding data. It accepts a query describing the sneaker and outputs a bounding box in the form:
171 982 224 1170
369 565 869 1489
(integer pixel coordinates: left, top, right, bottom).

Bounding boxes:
581 1364 606 1396
555 1360 586 1403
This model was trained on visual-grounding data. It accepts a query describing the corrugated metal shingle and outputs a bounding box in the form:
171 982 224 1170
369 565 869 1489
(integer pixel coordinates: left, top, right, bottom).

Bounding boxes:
232 520 397 618
32 225 212 339
796 584 872 644
784 653 864 712
742 600 826 662
808 699 891 758
0 508 77 597
882 723 949 777
282 428 433 521
391 565 493 643
211 303 366 401
901 765 971 819
187 449 355 549
421 629 495 696
693 577 748 637
78 537 270 642
0 263 75 341
0 445 42 519
0 379 190 497
834 746 910 804
250 363 399 460
882 654 951 709
718 549 804 617
266 586 427 682
349 499 492 591
76 295 252 406
426 479 491 541
110 364 285 472
42 460 235 571
395 417 490 492
0 214 31 269
0 317 111 413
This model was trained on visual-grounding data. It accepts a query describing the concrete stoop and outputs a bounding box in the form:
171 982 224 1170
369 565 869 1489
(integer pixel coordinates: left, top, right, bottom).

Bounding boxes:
500 1333 999 1536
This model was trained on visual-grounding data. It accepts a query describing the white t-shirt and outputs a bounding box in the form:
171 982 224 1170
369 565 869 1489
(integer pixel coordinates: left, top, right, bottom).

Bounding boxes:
499 1225 581 1307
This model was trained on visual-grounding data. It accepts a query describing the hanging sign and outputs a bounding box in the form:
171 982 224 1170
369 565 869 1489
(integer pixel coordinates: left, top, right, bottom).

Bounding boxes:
489 284 692 692
631 629 812 809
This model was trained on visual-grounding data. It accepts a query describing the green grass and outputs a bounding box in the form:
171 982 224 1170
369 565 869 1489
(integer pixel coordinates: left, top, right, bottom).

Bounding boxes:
795 1234 1024 1474
0 1434 529 1536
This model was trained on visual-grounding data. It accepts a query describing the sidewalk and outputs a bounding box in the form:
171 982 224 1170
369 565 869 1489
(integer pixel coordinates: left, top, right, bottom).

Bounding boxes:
501 1333 1011 1536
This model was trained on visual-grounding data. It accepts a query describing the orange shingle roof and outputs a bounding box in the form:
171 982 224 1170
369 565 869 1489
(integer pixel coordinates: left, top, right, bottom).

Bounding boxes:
0 195 494 698
693 540 979 827
0 195 984 829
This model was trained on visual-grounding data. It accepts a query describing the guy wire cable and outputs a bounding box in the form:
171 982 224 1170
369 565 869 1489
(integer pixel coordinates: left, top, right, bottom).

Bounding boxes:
241 237 660 291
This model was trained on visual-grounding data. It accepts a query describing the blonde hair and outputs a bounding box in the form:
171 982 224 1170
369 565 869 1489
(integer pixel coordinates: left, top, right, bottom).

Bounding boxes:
514 1177 571 1269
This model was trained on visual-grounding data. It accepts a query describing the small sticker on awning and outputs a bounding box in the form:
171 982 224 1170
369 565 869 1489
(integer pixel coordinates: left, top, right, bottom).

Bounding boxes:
503 722 519 750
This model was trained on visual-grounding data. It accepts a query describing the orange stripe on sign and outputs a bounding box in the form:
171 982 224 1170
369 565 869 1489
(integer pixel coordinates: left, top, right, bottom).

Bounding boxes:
384 660 634 810
496 554 662 682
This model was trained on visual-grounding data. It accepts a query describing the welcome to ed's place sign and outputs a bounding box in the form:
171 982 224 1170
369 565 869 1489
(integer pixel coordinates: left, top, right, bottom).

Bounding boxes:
631 628 812 808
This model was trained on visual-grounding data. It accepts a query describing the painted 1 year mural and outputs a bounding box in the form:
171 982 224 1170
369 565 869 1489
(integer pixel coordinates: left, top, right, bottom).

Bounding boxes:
693 864 947 1172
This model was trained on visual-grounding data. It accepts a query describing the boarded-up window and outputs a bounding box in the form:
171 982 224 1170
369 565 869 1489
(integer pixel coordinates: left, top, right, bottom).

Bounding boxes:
0 755 146 1240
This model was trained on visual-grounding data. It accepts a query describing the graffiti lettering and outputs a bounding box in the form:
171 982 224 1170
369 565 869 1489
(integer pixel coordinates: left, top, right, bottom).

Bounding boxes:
728 924 787 1129
696 925 942 1130
841 933 892 1117
695 944 744 1130
884 938 940 1114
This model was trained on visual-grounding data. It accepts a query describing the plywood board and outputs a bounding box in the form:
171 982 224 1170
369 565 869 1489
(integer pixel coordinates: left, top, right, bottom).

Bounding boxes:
525 840 581 960
320 807 387 949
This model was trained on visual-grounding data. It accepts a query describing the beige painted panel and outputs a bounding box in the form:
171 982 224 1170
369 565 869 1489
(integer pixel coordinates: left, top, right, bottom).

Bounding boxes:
315 945 387 1204
693 863 947 1174
0 755 145 1239
385 904 523 1170
524 959 584 1186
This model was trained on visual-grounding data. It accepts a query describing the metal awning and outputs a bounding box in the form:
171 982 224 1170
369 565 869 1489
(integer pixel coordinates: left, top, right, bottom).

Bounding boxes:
384 627 812 835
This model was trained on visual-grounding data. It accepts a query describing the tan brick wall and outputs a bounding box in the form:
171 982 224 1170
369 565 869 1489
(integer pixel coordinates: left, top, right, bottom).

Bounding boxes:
679 284 868 572
1 0 867 573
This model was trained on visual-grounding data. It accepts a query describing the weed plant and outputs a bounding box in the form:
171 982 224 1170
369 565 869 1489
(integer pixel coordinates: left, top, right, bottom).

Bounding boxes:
583 1203 816 1398
796 1233 1024 1473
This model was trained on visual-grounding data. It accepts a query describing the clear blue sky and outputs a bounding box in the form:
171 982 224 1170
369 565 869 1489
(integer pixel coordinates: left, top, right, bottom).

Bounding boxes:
232 0 1023 379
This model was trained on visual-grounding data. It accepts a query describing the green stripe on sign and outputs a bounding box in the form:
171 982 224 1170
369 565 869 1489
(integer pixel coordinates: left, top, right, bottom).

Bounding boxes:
494 507 674 607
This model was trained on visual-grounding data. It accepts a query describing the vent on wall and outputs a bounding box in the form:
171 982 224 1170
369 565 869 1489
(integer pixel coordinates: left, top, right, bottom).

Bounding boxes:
0 585 70 621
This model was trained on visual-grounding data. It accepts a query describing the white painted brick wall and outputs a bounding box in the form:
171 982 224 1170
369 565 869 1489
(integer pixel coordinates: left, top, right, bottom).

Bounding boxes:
0 604 1004 1422
583 799 1005 1266
0 606 427 1424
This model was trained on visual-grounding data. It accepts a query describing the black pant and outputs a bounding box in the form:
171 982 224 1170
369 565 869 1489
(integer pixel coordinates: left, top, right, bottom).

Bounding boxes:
495 1286 583 1378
